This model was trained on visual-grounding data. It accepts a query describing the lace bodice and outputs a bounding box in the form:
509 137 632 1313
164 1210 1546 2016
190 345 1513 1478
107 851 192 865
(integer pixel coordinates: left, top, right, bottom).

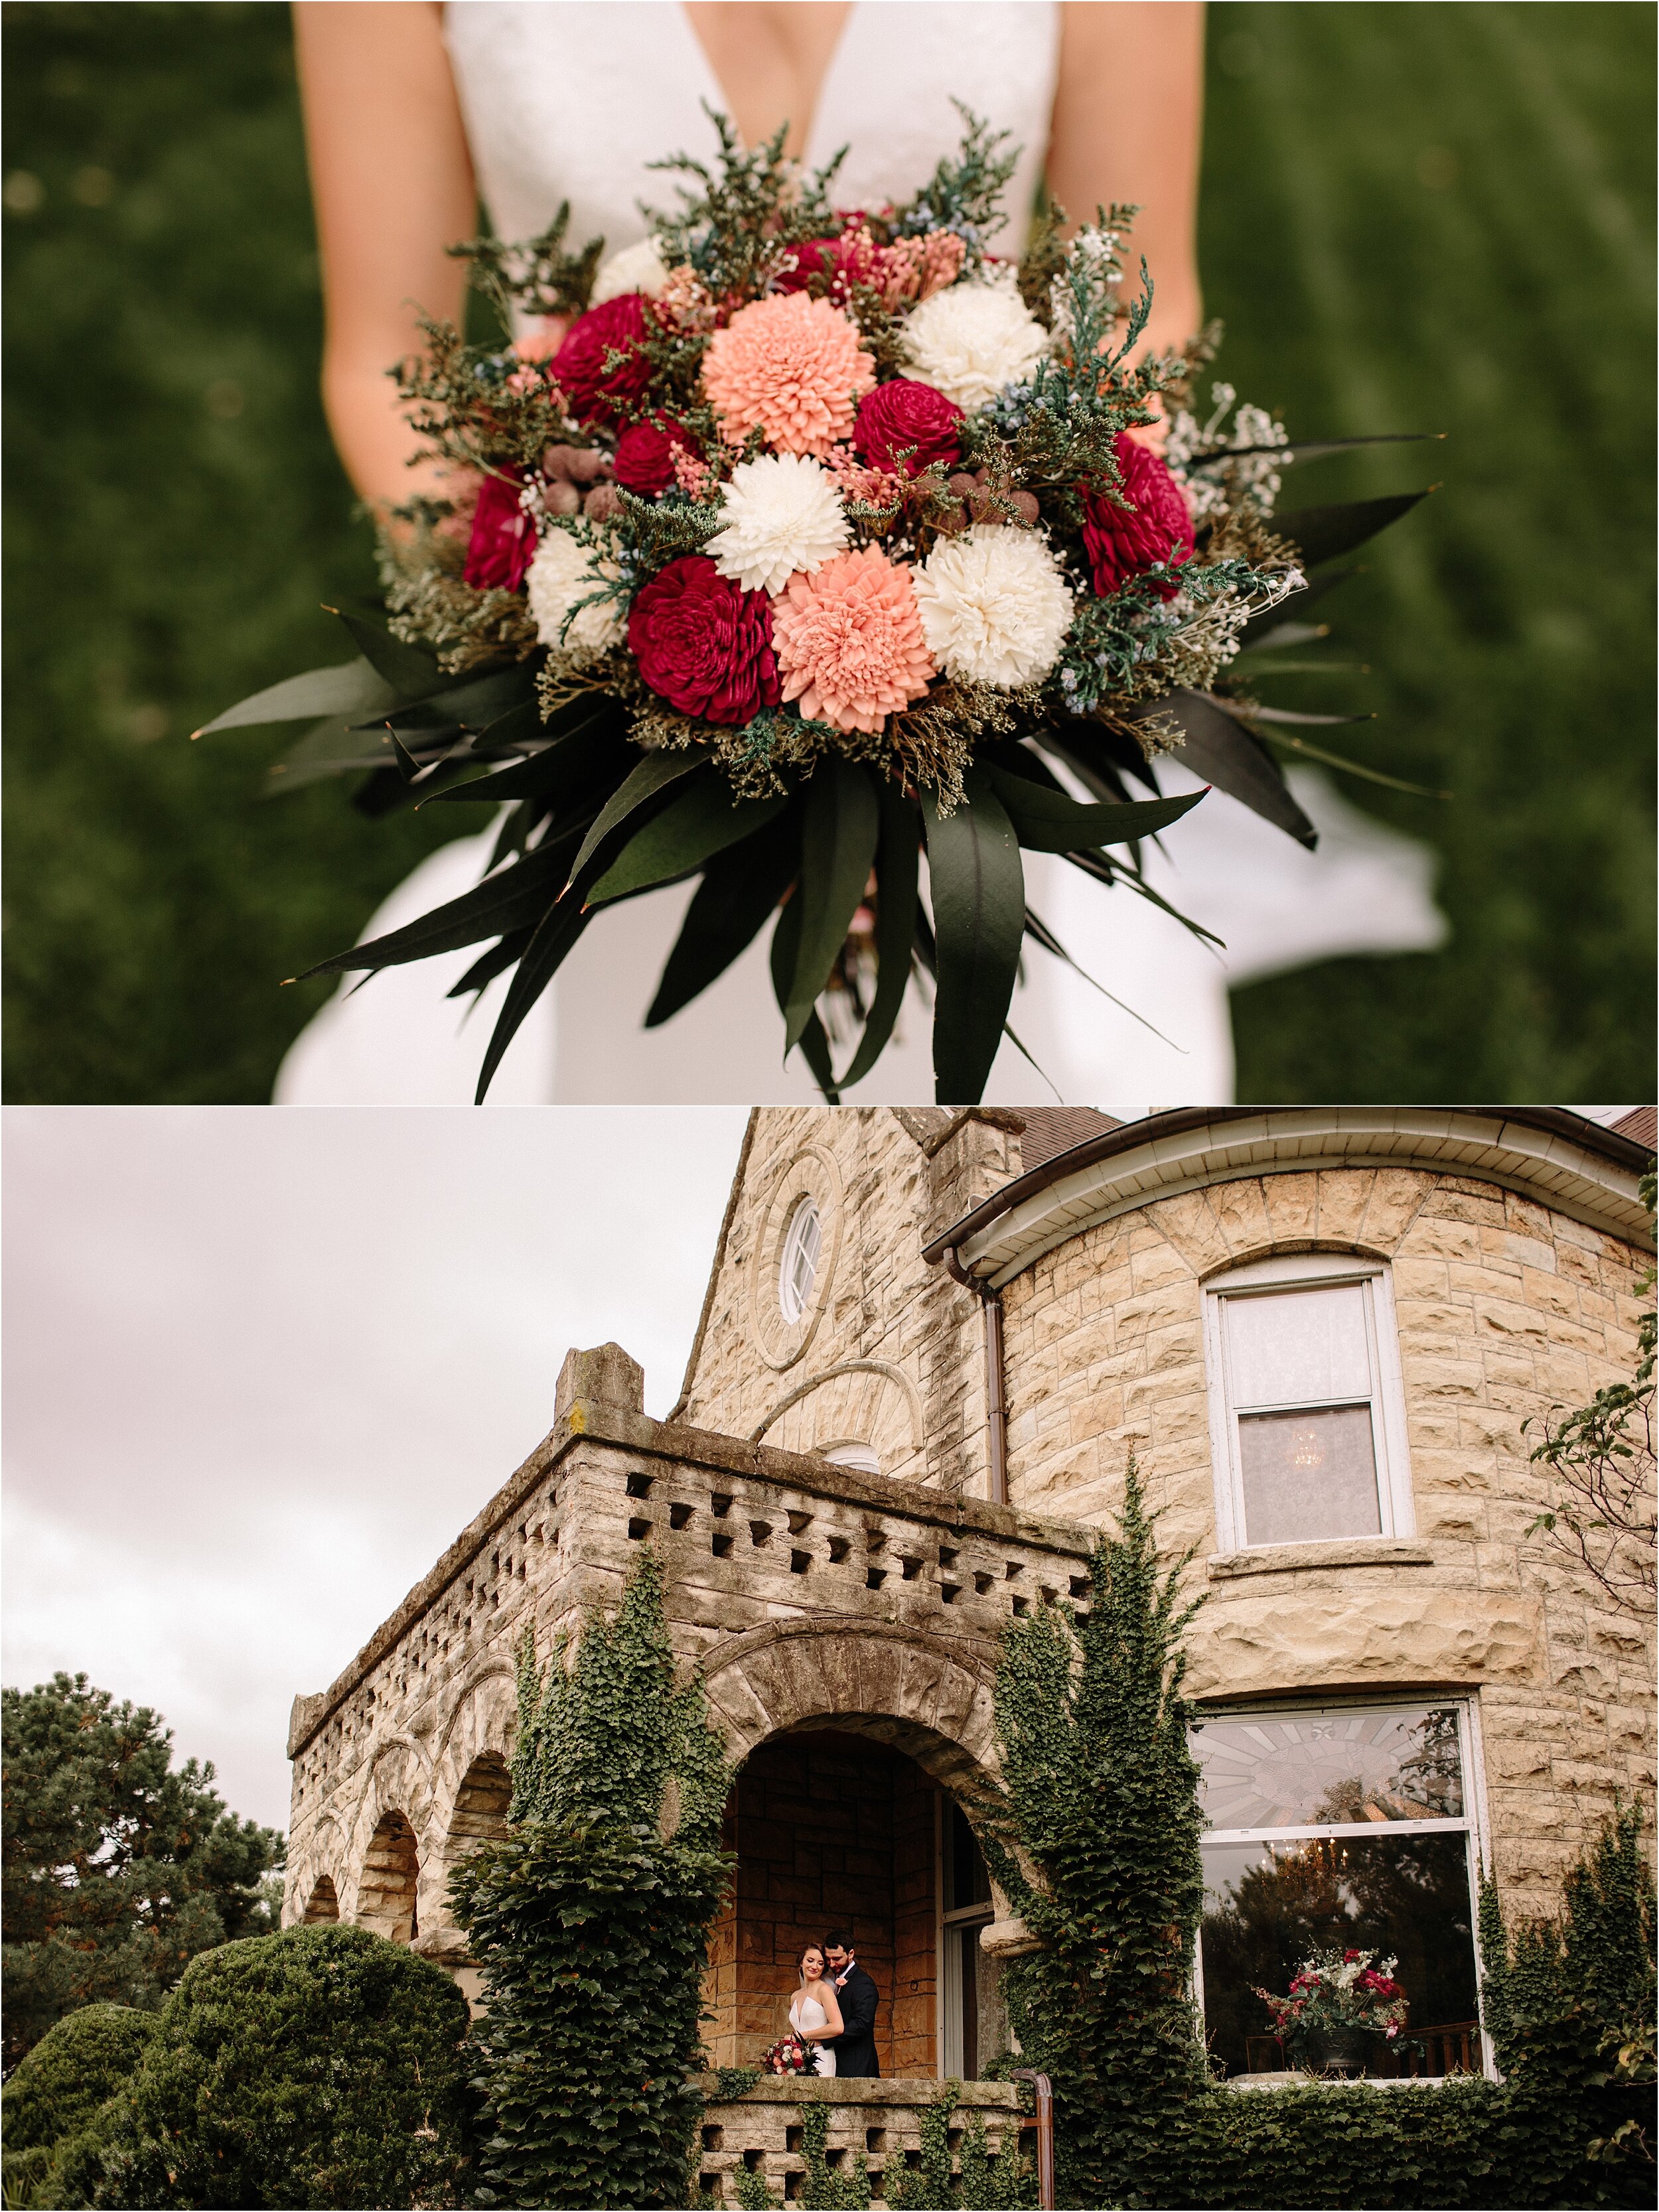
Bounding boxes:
444 2 1060 261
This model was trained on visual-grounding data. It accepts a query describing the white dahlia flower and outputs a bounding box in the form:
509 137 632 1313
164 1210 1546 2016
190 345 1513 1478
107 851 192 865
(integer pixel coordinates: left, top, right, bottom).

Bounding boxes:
913 524 1075 688
705 452 850 596
591 236 671 305
900 275 1049 412
526 528 626 657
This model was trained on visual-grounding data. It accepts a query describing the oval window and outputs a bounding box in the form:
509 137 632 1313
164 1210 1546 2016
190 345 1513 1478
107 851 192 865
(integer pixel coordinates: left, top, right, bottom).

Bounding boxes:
777 1197 822 1324
823 1442 880 1476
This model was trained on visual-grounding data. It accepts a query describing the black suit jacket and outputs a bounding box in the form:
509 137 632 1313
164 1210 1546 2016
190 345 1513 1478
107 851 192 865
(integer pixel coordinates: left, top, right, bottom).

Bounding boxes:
829 1961 880 2078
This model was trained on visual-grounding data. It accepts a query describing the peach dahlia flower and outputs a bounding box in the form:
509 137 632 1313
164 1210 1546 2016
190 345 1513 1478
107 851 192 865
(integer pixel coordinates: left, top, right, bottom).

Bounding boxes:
770 547 935 734
701 293 876 458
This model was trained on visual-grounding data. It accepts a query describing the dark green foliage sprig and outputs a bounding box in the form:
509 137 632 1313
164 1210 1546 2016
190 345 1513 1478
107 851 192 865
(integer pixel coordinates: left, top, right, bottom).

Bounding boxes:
645 106 844 300
451 1548 734 2209
885 104 1021 261
449 200 604 326
1 1673 284 2072
5 1925 475 2211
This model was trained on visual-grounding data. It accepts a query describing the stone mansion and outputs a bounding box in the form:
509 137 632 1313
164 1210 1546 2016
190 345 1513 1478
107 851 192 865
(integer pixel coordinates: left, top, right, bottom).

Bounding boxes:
283 1105 1654 2097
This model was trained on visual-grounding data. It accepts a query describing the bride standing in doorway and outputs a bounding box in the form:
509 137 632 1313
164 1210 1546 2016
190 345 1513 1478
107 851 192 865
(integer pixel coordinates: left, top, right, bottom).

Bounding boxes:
790 1945 843 2075
279 1 1442 1106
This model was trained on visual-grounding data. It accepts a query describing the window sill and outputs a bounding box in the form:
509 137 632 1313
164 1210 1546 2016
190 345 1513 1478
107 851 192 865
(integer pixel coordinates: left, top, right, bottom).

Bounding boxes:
1206 1538 1433 1580
1225 2070 1479 2092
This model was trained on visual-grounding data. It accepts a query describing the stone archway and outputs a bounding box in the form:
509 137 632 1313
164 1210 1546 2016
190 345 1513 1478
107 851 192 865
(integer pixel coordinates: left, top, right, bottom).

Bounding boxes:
357 1809 419 1943
697 1620 1005 2077
301 1873 340 1923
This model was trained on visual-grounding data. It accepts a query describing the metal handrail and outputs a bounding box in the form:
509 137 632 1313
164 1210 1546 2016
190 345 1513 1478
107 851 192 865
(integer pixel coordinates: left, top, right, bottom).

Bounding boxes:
1010 2069 1056 2210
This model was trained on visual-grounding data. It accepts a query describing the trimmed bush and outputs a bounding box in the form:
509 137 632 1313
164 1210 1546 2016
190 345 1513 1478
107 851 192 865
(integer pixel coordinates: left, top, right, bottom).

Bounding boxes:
41 1923 473 2209
1 2004 157 2152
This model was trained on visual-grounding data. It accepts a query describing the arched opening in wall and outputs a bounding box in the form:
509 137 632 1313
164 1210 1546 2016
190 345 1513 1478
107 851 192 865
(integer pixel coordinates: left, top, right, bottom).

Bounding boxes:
449 1751 511 1856
704 1730 1003 2082
357 1810 419 1943
302 1874 340 1924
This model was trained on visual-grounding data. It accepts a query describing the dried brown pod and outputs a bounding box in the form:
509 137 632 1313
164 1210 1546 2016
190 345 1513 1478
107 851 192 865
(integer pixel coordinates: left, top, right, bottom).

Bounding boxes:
543 443 611 485
583 482 624 521
543 479 582 517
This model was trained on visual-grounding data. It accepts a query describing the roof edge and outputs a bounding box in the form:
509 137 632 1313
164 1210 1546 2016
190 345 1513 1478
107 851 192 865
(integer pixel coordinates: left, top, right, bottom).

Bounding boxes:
922 1106 1654 1286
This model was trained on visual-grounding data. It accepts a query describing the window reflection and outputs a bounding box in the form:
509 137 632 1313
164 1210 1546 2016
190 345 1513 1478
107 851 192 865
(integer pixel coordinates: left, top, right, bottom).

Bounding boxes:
1198 1832 1479 2079
1193 1706 1463 1833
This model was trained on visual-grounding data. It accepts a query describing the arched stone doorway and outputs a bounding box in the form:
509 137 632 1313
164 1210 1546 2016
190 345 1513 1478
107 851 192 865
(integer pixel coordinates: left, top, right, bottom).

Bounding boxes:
697 1620 1007 2079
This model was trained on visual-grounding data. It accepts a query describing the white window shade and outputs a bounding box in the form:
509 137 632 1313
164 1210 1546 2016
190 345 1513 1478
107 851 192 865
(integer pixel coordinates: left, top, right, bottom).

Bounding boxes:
1224 1284 1373 1410
1204 1259 1415 1553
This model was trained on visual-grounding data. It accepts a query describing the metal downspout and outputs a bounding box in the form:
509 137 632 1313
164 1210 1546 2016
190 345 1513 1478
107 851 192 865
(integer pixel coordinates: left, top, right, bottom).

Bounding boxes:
942 1246 1007 1508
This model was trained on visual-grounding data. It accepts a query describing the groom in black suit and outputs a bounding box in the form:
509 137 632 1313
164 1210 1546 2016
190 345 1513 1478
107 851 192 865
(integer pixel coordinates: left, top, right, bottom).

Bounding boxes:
823 1931 879 2078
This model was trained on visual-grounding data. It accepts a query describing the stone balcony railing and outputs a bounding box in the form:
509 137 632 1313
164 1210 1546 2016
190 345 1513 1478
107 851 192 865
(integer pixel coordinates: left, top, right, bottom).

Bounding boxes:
695 2078 1025 2211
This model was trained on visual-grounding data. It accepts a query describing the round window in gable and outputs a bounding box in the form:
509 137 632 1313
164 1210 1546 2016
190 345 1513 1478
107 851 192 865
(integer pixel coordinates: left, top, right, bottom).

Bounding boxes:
778 1196 822 1324
823 1442 881 1476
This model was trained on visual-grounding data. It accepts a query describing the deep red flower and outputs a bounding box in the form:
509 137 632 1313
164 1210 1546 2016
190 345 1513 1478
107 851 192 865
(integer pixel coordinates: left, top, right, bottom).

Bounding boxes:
551 293 653 427
613 416 689 498
772 217 874 295
1344 1949 1362 1963
628 555 780 725
463 468 536 592
1081 433 1196 599
852 378 965 478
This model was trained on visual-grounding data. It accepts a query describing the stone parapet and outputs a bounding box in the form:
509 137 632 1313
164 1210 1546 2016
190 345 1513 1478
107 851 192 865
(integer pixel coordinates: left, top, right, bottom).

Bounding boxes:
695 2077 1023 2211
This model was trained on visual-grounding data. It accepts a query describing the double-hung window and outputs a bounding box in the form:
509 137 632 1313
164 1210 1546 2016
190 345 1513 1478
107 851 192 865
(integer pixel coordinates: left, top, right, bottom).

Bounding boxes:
1204 1254 1414 1551
1192 1701 1486 2079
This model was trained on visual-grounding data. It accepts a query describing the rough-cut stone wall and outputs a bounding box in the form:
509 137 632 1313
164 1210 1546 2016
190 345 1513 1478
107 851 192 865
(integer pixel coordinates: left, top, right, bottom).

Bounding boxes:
285 1342 1090 2050
995 1163 1656 1916
678 1109 1021 1497
695 2079 1023 2212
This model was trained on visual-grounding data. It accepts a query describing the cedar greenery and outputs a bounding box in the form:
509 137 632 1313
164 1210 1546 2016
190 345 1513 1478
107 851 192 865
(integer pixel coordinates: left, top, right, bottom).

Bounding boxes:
977 1460 1657 2209
450 1547 733 2211
1 1672 284 2071
199 115 1431 1107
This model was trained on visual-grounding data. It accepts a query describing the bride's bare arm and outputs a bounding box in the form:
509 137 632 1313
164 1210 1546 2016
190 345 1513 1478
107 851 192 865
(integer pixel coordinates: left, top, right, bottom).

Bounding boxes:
1047 1 1206 362
292 1 477 508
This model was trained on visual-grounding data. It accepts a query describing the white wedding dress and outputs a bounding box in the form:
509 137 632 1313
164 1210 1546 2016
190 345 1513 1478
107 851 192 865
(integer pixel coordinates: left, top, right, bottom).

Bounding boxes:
790 1992 837 2076
274 1 1445 1108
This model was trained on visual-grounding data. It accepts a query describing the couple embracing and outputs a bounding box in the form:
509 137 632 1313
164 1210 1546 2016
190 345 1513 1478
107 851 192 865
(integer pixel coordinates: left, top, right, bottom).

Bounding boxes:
788 1931 879 2078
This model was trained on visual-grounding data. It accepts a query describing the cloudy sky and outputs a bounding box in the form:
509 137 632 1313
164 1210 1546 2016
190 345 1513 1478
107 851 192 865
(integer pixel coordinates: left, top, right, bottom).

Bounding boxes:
3 1107 747 1831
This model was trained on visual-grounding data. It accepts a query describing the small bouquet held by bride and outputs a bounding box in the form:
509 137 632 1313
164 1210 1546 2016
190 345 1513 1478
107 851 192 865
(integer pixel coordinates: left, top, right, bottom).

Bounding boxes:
762 2034 820 2077
202 112 1431 1102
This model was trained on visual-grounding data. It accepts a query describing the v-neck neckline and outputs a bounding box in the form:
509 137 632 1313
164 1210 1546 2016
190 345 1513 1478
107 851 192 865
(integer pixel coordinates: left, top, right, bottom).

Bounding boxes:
676 3 860 173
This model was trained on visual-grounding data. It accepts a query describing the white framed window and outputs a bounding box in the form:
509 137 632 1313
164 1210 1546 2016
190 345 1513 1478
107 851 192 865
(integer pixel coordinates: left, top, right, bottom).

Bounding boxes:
777 1197 822 1324
1203 1252 1415 1552
1191 1699 1489 2081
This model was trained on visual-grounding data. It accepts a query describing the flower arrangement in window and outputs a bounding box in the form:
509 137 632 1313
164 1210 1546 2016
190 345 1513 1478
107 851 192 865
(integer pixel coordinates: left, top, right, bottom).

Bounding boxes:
202 111 1430 1103
1254 1945 1409 2051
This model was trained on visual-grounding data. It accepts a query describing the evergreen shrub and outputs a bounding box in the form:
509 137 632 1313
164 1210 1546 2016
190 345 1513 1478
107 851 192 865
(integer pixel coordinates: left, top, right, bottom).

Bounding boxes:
451 1547 733 2211
17 1923 473 2209
981 1460 1657 2209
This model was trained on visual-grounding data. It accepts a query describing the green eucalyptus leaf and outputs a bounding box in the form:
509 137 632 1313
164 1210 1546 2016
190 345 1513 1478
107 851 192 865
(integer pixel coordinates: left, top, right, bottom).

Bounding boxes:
1125 691 1317 850
474 894 591 1102
329 609 445 699
298 842 571 979
195 656 395 736
1275 490 1429 567
783 761 881 1053
566 750 707 887
836 780 921 1093
922 771 1025 1107
431 711 626 805
587 784 787 907
645 819 800 1028
988 764 1206 852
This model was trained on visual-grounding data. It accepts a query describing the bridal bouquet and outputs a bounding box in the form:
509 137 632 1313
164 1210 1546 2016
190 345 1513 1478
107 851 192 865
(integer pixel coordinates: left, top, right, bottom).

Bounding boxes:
761 2034 820 2077
202 113 1429 1101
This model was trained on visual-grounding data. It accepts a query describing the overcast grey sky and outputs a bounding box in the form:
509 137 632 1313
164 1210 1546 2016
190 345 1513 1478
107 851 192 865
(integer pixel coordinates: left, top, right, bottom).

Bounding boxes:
3 1107 747 1831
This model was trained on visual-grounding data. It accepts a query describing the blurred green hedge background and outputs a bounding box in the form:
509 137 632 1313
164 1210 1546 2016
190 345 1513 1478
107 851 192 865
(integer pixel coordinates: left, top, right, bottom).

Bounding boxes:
3 1 1653 1103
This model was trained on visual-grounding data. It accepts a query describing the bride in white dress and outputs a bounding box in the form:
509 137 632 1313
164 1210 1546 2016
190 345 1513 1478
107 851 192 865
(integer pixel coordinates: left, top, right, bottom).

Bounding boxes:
281 2 1443 1106
789 1945 842 2075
